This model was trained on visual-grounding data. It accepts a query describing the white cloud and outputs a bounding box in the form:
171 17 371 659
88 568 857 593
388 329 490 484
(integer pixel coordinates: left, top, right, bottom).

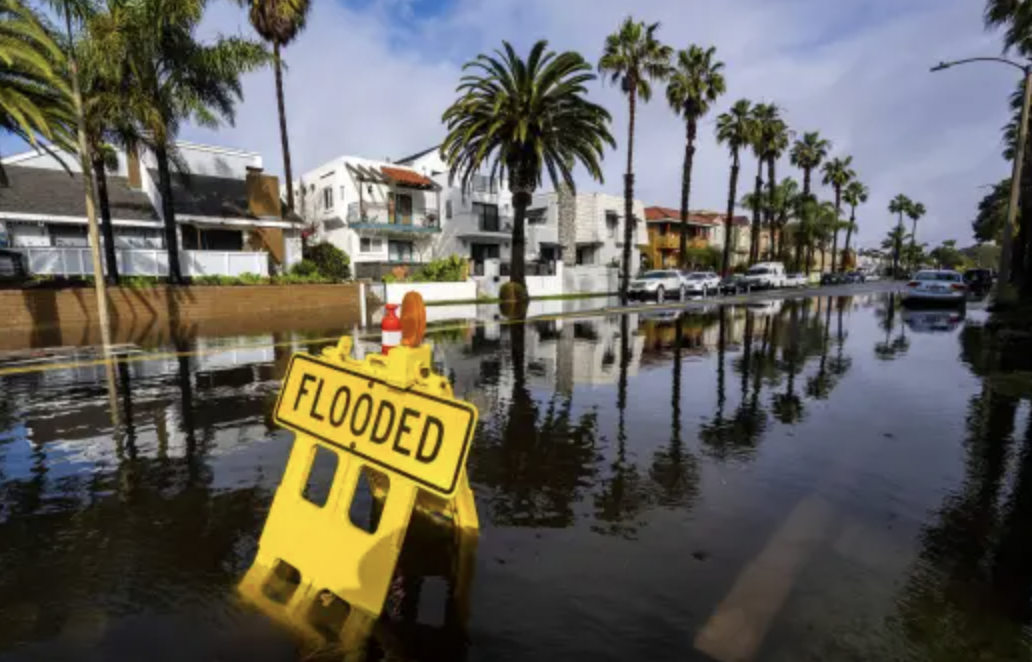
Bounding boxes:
185 0 1016 248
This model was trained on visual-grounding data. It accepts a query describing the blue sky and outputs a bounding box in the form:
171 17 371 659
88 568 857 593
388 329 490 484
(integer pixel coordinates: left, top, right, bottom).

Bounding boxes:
3 0 1017 249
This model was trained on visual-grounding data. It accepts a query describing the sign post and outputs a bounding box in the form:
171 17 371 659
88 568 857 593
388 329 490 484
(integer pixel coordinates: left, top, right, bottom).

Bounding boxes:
239 296 479 646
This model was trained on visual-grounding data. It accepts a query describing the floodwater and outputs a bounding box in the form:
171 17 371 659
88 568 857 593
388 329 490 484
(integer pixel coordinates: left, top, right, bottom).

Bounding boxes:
0 290 1030 661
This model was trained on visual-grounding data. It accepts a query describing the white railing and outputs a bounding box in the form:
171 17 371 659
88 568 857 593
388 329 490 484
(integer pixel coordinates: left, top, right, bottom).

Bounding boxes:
13 247 269 278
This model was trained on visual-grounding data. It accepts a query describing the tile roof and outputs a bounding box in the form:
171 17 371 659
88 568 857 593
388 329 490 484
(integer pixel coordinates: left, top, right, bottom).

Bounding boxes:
380 166 435 189
644 206 738 226
0 165 158 220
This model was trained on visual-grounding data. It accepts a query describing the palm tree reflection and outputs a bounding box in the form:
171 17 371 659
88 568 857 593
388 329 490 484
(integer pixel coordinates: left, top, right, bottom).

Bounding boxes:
650 314 700 508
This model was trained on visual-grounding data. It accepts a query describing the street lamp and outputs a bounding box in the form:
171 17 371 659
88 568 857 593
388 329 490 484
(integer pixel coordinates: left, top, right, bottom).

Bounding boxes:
932 56 1032 289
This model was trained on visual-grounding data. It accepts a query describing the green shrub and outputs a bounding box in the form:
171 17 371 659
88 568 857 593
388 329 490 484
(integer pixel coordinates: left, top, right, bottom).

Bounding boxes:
291 259 321 278
238 272 269 286
499 281 527 302
411 255 467 283
303 242 350 281
382 274 399 284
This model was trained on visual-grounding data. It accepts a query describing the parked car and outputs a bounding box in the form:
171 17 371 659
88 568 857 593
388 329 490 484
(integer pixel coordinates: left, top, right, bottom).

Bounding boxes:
719 274 749 295
821 272 845 286
865 272 881 282
785 273 808 288
844 271 866 284
0 249 28 284
902 270 967 307
741 262 787 289
628 270 684 302
681 271 721 295
963 268 994 294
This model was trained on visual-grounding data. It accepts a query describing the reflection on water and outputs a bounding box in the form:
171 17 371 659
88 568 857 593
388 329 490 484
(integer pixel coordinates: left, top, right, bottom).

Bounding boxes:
0 292 1031 660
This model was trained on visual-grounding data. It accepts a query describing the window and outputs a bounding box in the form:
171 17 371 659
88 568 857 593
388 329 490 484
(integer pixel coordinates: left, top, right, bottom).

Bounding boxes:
322 186 334 210
473 202 500 231
471 174 497 194
49 225 89 247
360 238 382 253
527 208 546 225
445 200 453 219
606 211 618 238
389 240 414 262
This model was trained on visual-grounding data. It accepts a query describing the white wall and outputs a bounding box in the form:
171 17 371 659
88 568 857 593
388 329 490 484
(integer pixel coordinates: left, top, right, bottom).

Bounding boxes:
175 141 262 179
384 281 477 304
564 265 619 294
524 275 563 297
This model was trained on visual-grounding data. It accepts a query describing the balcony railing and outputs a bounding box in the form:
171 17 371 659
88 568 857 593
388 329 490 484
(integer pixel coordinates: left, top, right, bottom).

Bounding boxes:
346 202 440 233
13 247 269 277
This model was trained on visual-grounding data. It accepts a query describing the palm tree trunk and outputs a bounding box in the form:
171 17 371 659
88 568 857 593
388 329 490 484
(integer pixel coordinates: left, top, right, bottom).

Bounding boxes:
273 43 295 212
678 117 697 269
831 187 841 273
844 205 856 267
909 219 918 272
92 156 120 284
722 153 740 276
766 157 776 261
750 156 763 264
803 167 812 199
893 210 903 278
510 189 529 290
795 230 804 273
621 91 637 304
155 142 184 284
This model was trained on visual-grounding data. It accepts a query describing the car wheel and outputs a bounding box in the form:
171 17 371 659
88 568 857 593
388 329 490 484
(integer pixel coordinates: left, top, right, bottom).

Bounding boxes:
656 286 665 303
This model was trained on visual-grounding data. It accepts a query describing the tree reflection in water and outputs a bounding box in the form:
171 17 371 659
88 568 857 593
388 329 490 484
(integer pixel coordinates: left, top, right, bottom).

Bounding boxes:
593 314 652 538
891 384 1032 660
649 313 700 508
471 315 601 529
875 293 909 361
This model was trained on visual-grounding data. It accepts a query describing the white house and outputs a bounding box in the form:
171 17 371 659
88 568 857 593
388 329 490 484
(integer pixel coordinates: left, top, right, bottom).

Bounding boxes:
0 141 302 278
298 146 646 282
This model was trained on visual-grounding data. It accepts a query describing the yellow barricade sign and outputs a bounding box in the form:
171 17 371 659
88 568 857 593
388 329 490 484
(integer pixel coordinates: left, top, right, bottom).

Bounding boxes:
276 353 476 497
240 336 480 632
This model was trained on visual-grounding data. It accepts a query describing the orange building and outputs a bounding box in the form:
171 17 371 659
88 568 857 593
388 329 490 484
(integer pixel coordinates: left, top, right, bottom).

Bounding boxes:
643 206 744 269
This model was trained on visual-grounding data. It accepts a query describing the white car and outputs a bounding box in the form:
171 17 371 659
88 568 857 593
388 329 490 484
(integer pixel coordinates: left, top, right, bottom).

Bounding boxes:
784 273 808 288
628 270 683 303
681 271 721 295
902 270 966 306
742 262 787 289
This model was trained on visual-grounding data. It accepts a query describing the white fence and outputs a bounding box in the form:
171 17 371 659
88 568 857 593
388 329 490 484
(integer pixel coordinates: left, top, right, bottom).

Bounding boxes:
564 265 619 295
384 281 477 305
13 247 269 277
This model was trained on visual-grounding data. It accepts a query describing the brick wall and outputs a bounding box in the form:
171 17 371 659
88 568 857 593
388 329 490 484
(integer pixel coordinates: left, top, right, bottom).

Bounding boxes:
0 284 367 349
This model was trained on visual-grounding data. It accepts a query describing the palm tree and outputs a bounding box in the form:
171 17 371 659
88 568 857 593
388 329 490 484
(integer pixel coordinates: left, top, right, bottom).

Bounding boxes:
0 0 74 180
599 17 672 302
443 41 614 294
759 107 789 259
767 177 799 262
907 200 926 274
715 99 756 274
842 180 868 267
882 225 909 277
748 103 776 264
814 200 840 273
89 0 268 284
984 0 1032 54
888 194 913 277
789 131 831 201
821 156 856 273
247 0 310 212
666 44 725 270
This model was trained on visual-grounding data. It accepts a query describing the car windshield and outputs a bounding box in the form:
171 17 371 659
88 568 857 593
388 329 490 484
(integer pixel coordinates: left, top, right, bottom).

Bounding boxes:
747 267 769 275
641 272 670 280
916 271 961 282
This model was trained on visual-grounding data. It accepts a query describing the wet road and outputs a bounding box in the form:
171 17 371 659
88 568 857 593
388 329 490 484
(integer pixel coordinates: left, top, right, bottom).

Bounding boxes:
0 287 1030 661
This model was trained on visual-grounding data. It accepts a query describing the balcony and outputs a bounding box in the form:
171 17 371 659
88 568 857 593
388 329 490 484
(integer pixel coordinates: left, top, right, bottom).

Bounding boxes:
653 235 681 250
13 247 270 277
346 202 441 235
455 212 514 239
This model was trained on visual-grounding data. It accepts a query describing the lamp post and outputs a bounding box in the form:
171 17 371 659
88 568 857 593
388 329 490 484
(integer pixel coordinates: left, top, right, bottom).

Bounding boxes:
932 57 1032 289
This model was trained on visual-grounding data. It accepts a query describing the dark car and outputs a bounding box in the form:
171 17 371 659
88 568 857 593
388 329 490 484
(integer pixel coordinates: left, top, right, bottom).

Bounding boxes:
963 268 994 294
843 271 866 284
821 272 844 286
719 275 749 295
0 249 28 284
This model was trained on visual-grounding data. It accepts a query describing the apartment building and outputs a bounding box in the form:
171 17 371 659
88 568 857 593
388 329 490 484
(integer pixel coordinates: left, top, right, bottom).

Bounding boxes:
297 147 647 278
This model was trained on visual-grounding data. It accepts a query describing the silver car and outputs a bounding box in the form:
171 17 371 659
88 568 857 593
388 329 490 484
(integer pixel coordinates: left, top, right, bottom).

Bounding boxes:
681 271 721 295
629 270 683 302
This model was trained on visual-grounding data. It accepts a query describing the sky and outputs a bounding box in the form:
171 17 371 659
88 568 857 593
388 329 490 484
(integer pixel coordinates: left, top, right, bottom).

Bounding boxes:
1 0 1019 249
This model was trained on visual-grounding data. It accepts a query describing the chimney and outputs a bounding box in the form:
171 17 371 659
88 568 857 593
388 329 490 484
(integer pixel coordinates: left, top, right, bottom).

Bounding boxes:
246 166 281 218
127 146 142 189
